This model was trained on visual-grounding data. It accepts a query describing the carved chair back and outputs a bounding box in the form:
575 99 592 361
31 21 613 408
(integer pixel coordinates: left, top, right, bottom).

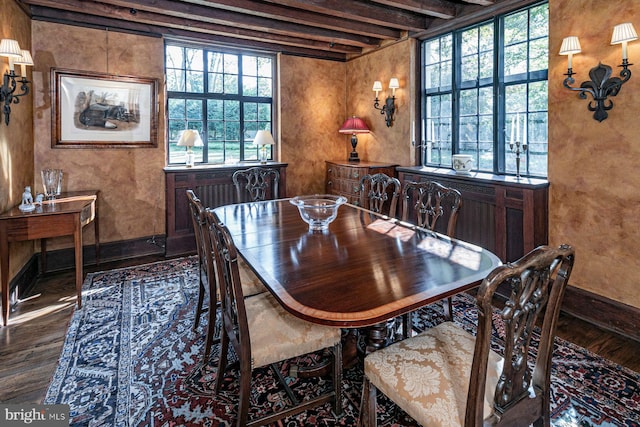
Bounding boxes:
467 244 575 426
359 173 401 218
401 180 462 237
232 167 280 203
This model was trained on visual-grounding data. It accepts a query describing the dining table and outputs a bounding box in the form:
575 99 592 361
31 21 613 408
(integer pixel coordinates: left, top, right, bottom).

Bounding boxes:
212 198 502 352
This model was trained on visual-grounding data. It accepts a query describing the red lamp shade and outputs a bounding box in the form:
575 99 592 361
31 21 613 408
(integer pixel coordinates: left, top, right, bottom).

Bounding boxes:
339 116 370 134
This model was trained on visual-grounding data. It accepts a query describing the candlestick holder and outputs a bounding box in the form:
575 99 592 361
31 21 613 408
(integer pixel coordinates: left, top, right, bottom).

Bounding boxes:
509 140 527 178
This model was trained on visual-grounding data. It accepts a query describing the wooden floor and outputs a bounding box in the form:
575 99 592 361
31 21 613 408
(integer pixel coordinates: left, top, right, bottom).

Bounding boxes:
1 254 640 404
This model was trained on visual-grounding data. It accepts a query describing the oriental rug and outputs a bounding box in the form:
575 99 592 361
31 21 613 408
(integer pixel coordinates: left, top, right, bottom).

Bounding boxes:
45 257 640 426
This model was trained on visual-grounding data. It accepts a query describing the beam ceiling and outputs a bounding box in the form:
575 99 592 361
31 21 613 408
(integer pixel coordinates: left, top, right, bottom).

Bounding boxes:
18 0 497 61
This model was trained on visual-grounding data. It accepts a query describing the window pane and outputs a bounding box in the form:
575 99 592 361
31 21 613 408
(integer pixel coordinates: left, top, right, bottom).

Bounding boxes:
258 57 272 77
530 5 549 39
243 56 257 76
166 69 184 92
243 75 257 96
530 37 548 72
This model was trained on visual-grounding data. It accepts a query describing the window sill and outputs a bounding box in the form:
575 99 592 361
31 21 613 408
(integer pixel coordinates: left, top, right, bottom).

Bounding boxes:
396 166 549 188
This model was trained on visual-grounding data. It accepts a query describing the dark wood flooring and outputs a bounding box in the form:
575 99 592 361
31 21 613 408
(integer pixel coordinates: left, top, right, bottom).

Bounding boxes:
1 255 640 404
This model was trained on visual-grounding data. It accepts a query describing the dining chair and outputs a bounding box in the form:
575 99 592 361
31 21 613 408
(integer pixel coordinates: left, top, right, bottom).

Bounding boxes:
187 189 267 361
186 189 209 331
205 209 343 427
359 244 575 427
232 166 280 202
358 173 401 217
401 179 463 333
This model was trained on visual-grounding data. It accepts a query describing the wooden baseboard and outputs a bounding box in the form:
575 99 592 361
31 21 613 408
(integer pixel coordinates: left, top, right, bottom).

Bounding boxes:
561 286 640 342
9 235 168 304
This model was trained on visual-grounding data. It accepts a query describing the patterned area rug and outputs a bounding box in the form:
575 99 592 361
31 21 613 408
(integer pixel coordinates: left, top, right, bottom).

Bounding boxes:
45 257 640 426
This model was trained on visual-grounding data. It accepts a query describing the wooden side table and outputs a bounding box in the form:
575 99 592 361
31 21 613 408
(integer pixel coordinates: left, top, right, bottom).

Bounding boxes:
0 190 100 326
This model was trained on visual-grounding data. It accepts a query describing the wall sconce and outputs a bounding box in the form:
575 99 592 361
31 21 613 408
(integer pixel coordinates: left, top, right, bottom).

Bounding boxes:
560 23 638 122
339 116 370 162
372 78 399 127
0 39 33 126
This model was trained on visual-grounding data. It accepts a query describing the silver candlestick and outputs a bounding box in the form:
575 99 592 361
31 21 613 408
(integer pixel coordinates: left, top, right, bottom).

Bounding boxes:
509 140 528 178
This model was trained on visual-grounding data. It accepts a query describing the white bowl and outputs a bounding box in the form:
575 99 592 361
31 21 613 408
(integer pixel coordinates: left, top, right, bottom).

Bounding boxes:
290 194 347 231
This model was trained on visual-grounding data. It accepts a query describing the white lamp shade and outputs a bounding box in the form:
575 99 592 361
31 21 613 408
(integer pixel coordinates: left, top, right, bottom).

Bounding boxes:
611 23 638 44
372 81 383 92
559 36 581 55
253 130 275 146
388 77 400 89
14 49 34 66
176 129 203 147
0 39 22 58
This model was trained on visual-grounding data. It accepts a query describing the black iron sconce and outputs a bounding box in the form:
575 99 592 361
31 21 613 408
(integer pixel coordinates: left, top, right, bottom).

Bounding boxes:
0 39 33 126
372 78 399 127
560 23 637 122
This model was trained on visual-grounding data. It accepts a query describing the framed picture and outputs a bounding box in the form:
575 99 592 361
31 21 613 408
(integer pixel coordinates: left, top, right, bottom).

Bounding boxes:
52 68 158 148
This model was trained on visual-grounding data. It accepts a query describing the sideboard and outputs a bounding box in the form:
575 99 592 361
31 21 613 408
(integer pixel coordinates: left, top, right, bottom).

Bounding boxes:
164 163 288 256
397 166 549 263
325 160 398 205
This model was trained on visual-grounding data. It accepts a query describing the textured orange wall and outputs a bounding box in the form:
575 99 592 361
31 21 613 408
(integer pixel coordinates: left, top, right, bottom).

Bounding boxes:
345 39 415 166
549 0 640 307
32 22 166 248
0 0 34 281
280 55 347 196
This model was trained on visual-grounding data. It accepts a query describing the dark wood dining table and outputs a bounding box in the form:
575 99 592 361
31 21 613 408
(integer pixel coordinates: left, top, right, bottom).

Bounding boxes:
212 199 502 333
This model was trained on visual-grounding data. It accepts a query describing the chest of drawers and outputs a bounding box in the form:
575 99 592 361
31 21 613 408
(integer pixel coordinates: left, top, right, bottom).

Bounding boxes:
325 161 397 205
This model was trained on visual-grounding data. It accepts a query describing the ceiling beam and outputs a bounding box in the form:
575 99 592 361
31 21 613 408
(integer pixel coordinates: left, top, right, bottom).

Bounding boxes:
369 0 458 20
260 0 430 32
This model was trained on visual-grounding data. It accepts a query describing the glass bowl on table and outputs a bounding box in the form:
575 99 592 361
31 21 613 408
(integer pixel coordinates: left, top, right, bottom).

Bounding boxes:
290 194 347 231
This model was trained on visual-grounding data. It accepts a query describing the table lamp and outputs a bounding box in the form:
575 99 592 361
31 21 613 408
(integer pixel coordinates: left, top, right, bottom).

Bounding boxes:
176 129 203 168
339 116 370 162
254 130 275 164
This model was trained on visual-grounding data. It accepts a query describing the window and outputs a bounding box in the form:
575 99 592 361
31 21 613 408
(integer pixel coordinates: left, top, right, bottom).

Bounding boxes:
165 43 276 165
422 2 548 177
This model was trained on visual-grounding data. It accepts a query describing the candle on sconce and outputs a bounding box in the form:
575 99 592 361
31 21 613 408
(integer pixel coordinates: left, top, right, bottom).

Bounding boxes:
431 121 435 143
515 113 520 142
522 117 527 148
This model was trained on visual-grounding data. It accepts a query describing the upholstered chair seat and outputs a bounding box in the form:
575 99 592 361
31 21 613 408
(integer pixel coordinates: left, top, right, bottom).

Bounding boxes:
245 292 341 369
364 321 503 426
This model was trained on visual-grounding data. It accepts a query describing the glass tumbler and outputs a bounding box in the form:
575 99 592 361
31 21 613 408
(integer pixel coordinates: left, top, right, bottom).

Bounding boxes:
41 168 63 200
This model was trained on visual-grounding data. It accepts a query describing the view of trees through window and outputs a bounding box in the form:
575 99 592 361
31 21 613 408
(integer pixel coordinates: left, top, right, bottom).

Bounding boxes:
165 44 275 165
422 2 548 177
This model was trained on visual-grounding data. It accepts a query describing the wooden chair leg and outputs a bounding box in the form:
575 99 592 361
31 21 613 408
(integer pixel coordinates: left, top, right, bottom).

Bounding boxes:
443 296 453 321
215 330 229 393
359 376 377 427
402 313 411 339
236 359 252 427
203 302 217 362
194 274 205 330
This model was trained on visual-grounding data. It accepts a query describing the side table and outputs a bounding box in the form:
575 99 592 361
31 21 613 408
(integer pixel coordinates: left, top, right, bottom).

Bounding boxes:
0 190 99 326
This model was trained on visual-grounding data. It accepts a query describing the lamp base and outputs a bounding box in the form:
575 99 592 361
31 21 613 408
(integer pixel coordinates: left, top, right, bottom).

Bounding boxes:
185 150 195 168
348 151 360 162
